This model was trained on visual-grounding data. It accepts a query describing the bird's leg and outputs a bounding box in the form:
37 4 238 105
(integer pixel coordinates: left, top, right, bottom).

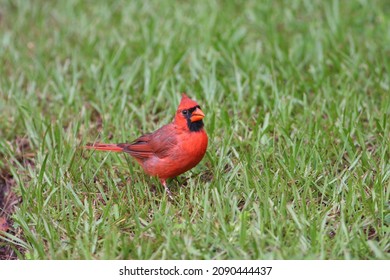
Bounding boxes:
160 179 173 200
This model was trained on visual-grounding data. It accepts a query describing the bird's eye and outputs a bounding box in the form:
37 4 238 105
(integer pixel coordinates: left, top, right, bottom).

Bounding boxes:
182 110 188 115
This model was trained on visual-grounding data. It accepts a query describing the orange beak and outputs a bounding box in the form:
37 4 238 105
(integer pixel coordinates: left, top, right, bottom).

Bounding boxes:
190 108 205 122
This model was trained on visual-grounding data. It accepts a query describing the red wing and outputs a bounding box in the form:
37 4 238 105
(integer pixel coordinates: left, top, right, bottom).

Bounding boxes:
120 124 178 160
119 134 154 159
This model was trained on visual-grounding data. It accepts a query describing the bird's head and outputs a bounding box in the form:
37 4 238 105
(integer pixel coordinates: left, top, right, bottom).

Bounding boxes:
174 93 205 132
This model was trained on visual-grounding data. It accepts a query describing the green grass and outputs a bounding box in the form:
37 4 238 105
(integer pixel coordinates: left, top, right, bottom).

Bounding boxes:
0 0 389 259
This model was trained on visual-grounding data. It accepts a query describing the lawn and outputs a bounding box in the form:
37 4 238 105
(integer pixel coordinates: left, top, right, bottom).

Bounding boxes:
0 0 389 259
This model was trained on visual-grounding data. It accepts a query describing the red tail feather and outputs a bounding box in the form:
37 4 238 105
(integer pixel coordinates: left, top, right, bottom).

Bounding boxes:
85 143 124 152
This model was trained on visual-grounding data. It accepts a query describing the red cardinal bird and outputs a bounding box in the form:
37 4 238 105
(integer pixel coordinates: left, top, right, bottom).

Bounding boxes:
85 94 208 198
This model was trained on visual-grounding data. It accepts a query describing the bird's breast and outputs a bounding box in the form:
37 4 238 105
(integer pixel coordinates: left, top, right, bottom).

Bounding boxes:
177 130 208 164
142 129 208 179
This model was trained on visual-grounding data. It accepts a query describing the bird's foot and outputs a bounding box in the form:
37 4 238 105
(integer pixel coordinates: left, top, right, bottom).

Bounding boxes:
164 186 174 200
160 179 174 200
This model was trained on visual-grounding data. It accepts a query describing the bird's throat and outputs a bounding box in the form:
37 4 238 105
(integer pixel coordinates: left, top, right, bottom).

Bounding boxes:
187 120 204 132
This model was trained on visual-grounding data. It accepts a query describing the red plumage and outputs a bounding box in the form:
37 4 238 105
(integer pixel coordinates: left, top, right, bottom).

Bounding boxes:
85 94 208 198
